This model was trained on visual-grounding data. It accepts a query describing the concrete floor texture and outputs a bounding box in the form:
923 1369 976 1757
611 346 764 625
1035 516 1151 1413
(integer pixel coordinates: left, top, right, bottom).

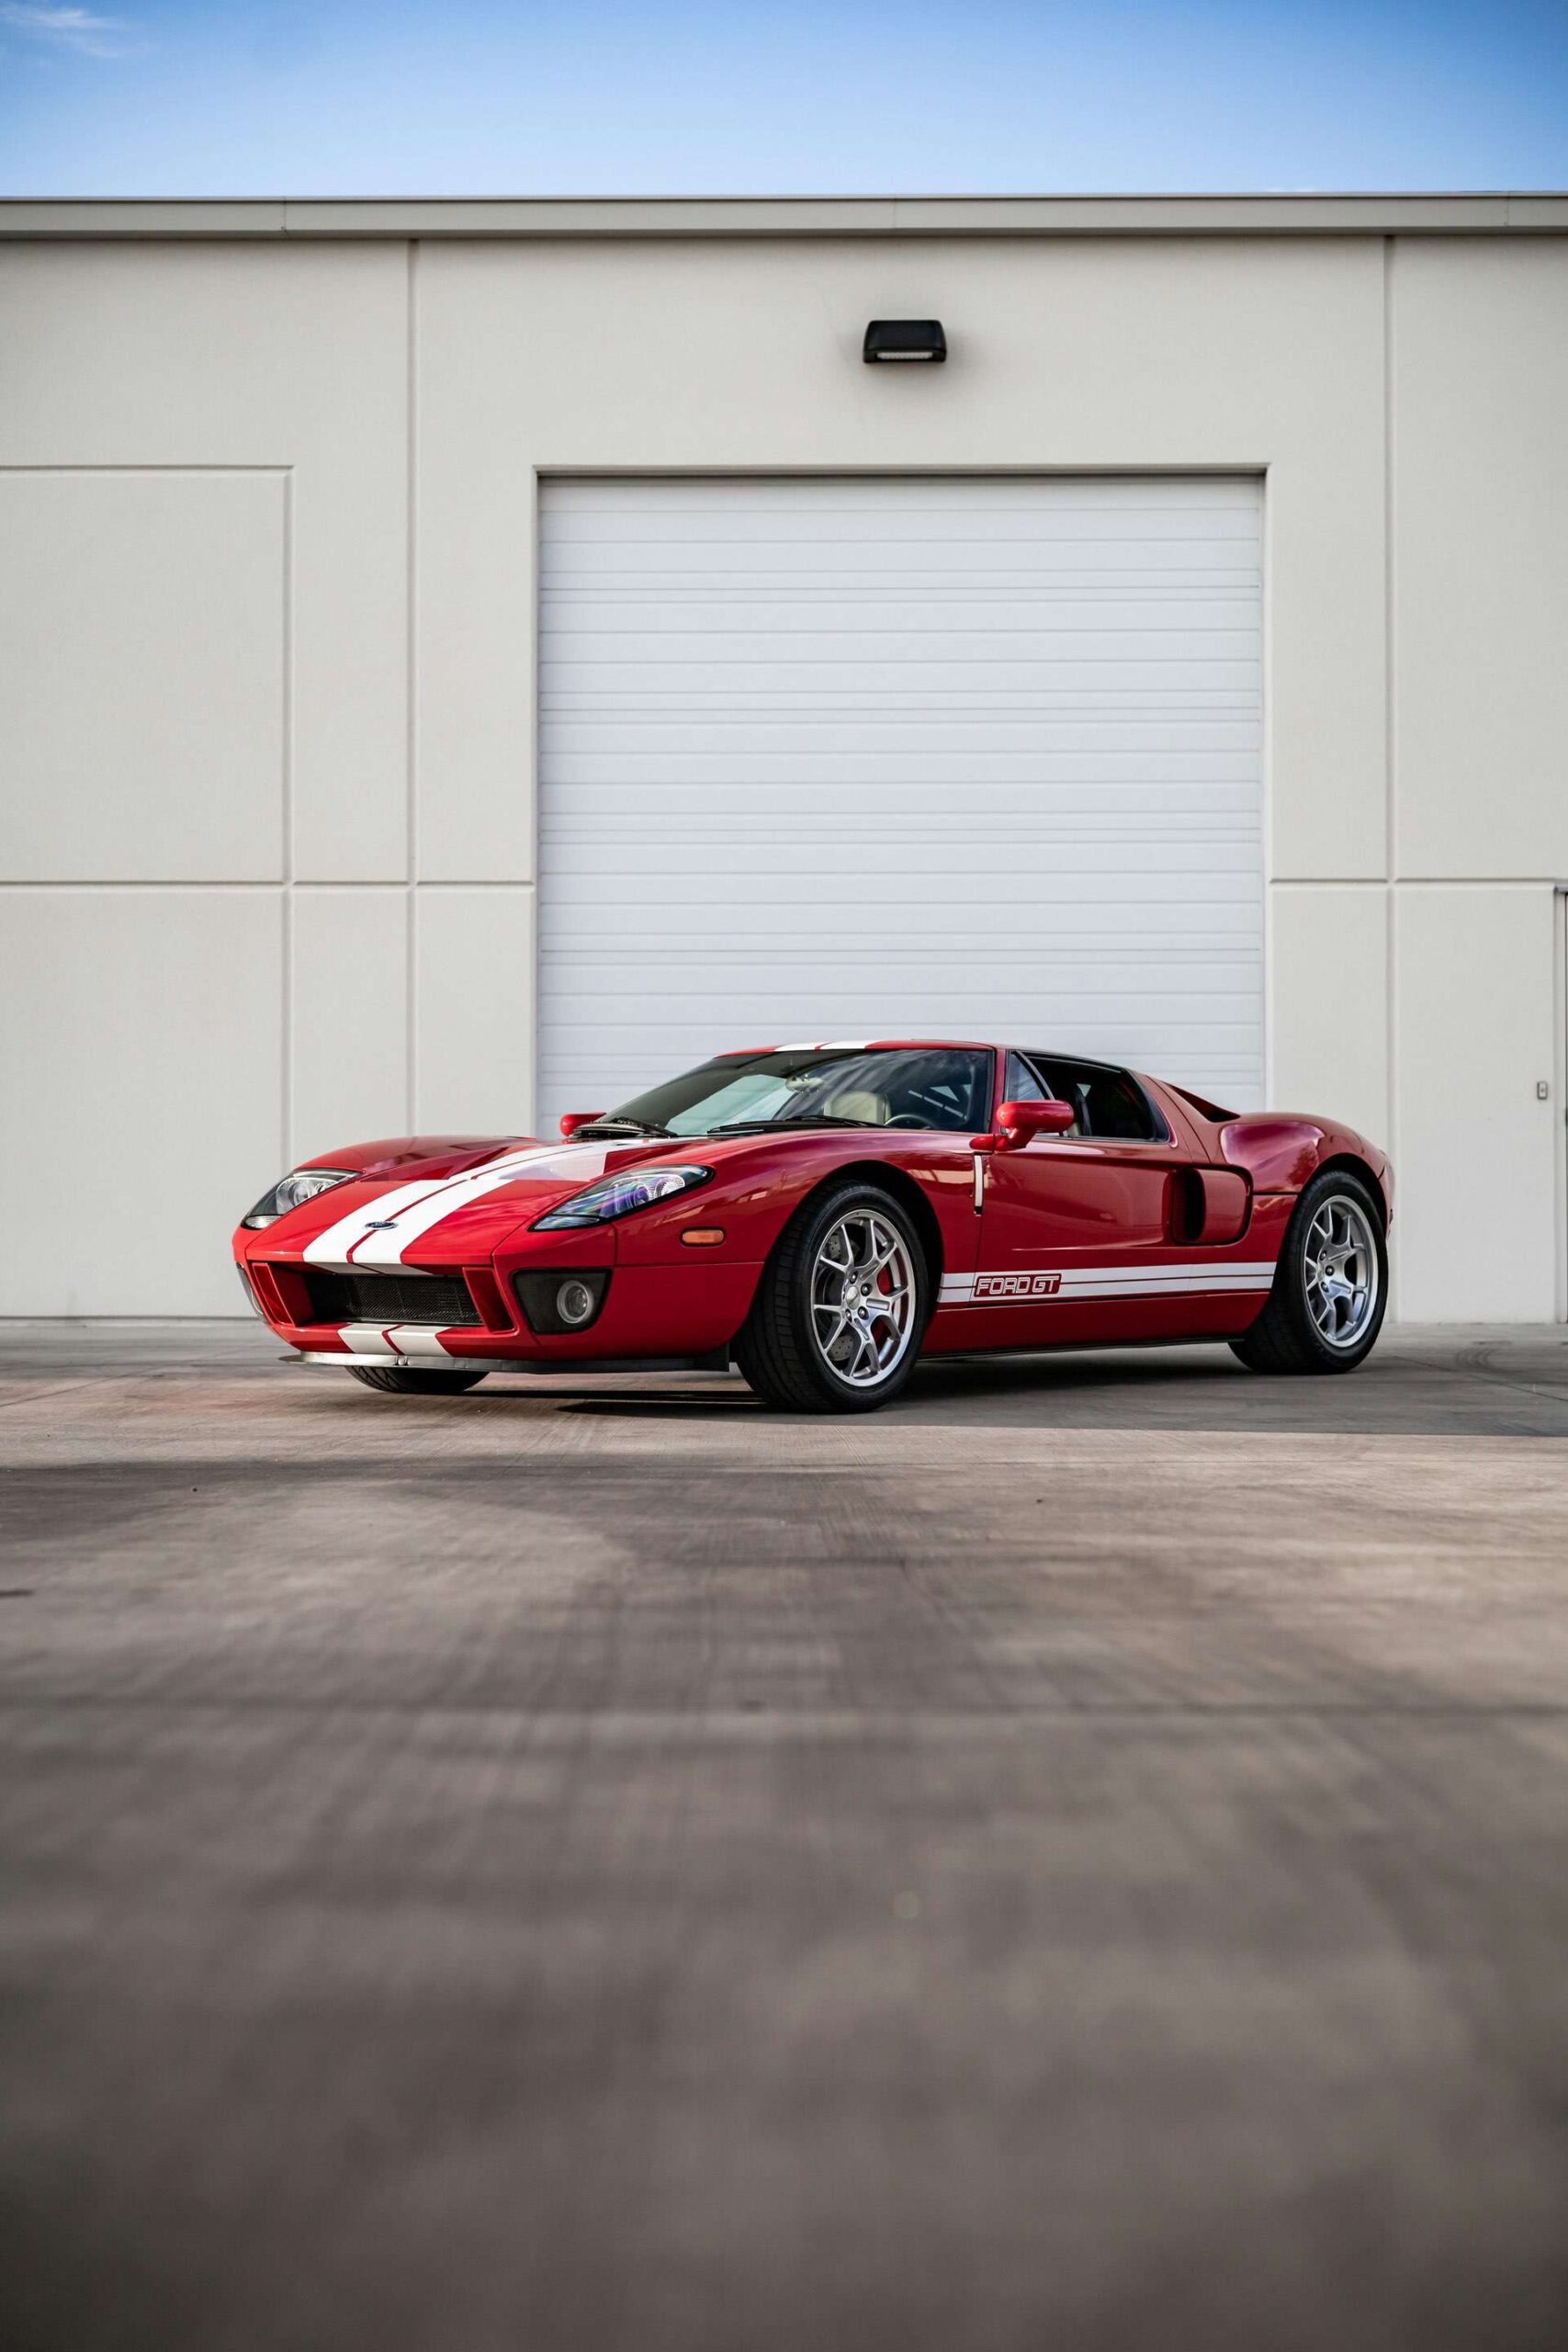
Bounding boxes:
4 1320 1568 2352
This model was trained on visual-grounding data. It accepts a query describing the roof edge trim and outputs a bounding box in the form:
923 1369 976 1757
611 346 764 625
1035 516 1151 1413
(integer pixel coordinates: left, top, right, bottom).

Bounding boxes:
1 192 1565 240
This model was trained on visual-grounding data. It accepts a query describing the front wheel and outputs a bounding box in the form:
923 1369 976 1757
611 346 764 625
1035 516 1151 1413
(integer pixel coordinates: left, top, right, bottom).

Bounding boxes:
735 1183 929 1412
347 1364 489 1396
1230 1170 1387 1375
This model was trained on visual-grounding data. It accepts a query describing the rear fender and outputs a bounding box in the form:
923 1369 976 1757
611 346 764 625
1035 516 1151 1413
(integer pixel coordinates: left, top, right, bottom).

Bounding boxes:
1221 1118 1392 1227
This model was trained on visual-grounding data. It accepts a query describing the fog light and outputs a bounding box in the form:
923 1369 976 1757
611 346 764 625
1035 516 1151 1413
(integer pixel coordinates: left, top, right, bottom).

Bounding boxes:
513 1265 610 1335
556 1278 597 1328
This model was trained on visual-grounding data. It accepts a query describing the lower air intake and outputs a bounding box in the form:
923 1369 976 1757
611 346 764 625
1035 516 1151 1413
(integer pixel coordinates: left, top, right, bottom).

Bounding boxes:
301 1269 481 1328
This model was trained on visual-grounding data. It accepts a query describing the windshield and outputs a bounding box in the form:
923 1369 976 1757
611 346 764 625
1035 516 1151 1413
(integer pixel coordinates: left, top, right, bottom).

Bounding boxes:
592 1046 994 1138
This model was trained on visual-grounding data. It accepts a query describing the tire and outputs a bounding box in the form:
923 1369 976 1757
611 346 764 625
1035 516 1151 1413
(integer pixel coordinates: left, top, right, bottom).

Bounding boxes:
347 1364 489 1396
1230 1169 1387 1375
734 1182 930 1413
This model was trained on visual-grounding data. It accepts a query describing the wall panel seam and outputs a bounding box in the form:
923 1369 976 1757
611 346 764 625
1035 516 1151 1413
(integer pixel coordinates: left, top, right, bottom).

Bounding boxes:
281 465 294 1166
1383 233 1399 1314
1259 464 1273 1102
1555 888 1568 1323
406 237 420 1130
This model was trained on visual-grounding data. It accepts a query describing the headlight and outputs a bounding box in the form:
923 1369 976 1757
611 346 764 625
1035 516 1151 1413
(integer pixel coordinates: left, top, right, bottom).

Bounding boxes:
242 1168 355 1229
533 1163 713 1229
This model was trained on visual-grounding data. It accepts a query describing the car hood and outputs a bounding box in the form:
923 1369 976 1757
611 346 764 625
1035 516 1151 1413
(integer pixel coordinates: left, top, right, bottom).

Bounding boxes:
262 1133 742 1267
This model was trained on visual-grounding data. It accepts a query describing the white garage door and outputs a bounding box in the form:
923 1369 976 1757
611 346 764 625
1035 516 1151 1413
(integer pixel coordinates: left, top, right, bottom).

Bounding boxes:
537 476 1263 1125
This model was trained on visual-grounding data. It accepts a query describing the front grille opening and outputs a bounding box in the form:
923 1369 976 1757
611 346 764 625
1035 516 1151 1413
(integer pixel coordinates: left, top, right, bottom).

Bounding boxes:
300 1268 481 1328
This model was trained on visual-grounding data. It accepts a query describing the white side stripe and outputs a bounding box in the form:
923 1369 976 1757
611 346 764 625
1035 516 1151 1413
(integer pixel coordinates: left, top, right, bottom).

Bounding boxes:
939 1261 1275 1306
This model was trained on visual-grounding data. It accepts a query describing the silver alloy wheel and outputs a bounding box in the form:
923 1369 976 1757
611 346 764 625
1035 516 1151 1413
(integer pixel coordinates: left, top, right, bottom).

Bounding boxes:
809 1208 919 1389
1303 1192 1380 1350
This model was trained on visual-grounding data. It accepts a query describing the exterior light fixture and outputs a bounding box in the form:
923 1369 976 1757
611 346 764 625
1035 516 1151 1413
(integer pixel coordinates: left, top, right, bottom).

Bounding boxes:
863 319 947 364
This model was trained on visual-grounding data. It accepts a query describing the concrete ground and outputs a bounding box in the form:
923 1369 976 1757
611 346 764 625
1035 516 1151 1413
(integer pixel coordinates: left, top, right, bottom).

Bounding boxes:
4 1321 1568 2352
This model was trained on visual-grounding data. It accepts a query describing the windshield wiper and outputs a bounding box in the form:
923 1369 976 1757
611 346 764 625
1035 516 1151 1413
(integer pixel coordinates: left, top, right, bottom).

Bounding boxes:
711 1115 895 1134
573 1117 674 1139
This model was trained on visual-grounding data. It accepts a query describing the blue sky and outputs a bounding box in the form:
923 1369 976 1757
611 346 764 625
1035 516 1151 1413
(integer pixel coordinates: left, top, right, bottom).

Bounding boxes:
2 0 1565 197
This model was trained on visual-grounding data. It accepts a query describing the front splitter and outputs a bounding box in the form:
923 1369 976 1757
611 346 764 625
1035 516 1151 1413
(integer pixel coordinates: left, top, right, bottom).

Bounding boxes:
299 1349 732 1376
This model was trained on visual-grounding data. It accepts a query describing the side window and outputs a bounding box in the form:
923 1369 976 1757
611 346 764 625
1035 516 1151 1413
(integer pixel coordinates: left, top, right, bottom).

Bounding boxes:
1003 1052 1048 1104
1081 1069 1160 1141
1028 1057 1160 1141
1026 1056 1089 1135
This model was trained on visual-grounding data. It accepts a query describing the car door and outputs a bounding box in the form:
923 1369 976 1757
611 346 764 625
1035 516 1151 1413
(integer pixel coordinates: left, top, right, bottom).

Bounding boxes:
966 1053 1188 1345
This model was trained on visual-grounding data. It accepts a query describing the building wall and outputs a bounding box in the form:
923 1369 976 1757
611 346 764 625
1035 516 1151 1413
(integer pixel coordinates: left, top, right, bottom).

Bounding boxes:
0 225 1563 1317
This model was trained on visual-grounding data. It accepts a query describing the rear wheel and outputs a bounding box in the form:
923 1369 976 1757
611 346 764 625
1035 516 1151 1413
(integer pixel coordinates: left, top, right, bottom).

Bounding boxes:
735 1183 929 1413
347 1364 489 1396
1230 1170 1387 1375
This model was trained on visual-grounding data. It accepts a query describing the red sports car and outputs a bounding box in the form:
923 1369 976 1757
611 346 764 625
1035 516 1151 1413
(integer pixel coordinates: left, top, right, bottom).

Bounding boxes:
234 1040 1392 1412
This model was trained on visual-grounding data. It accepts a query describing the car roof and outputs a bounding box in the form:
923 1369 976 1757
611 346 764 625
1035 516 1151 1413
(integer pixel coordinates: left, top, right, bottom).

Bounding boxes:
718 1037 997 1057
718 1041 1143 1069
707 1039 1161 1109
1016 1047 1136 1071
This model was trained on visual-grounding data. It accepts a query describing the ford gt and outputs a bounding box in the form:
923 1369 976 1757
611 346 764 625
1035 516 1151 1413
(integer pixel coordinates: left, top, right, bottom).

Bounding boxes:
233 1040 1392 1411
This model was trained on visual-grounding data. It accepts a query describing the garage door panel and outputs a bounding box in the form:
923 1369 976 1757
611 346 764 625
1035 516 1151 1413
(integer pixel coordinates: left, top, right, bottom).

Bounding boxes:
547 541 1260 581
542 892 1260 937
539 476 1263 1121
543 778 1262 810
557 1010 1265 1042
551 478 1262 512
546 784 1262 810
545 633 1262 671
548 974 1265 1012
546 922 1259 965
547 596 1265 636
542 660 1262 699
544 505 1262 547
543 839 1262 881
543 730 1264 761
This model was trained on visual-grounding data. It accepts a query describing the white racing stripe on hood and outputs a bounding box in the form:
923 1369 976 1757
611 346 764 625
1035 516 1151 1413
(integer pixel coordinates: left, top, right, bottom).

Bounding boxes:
302 1142 615 1272
303 1175 464 1272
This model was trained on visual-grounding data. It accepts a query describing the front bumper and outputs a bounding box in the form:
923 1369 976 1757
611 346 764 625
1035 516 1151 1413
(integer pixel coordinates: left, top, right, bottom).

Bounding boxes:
237 1233 760 1370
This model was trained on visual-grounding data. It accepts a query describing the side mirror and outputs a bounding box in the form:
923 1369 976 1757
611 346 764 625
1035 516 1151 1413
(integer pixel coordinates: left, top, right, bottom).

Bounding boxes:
995 1098 1076 1148
558 1111 606 1139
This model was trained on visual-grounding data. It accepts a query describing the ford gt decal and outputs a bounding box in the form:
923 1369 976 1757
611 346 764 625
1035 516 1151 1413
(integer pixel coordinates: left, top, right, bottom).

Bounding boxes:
939 1262 1276 1305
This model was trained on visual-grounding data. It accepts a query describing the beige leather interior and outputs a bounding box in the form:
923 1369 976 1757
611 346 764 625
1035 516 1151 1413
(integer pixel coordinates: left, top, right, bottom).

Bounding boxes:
823 1089 889 1125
